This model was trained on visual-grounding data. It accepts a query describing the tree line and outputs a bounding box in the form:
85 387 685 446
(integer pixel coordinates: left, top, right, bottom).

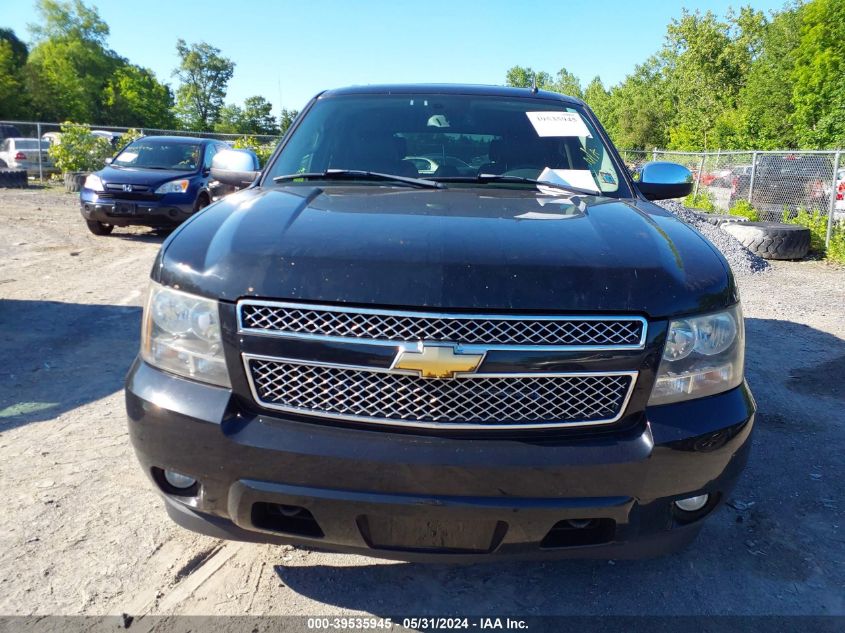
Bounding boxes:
0 0 296 136
2 0 842 149
506 0 844 151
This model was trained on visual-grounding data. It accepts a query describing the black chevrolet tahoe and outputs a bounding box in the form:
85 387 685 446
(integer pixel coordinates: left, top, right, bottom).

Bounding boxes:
126 84 755 561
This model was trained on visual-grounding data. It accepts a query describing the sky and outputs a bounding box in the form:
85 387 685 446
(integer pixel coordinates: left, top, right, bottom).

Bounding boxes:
3 0 788 118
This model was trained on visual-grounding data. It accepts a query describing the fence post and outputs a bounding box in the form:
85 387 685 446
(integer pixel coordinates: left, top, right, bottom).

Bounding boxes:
826 150 841 248
693 153 705 200
652 147 658 162
748 151 758 204
36 122 43 185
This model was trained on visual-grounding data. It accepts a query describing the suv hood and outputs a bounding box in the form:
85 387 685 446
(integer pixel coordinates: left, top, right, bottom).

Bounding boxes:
157 186 734 318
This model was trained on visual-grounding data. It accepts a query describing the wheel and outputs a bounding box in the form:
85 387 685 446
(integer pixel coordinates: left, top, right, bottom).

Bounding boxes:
698 213 750 227
194 193 210 212
85 220 114 236
721 222 811 260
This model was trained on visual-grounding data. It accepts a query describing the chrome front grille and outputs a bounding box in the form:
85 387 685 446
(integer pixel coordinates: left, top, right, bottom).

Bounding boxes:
239 301 646 349
244 356 637 429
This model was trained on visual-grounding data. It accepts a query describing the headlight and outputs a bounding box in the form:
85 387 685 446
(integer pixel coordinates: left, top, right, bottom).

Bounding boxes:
649 305 744 405
84 174 104 192
155 179 190 194
141 282 230 387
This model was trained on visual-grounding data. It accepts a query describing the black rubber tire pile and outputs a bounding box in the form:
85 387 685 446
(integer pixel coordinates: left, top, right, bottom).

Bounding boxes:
720 222 811 261
0 169 28 188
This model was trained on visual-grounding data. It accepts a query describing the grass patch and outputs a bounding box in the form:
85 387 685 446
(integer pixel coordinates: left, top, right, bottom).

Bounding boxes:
728 200 760 221
683 191 716 212
783 208 845 265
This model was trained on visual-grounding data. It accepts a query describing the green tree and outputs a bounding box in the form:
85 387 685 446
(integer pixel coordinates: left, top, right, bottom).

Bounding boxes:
606 56 673 150
279 108 299 135
583 76 611 122
173 39 235 130
663 9 751 149
213 103 244 134
0 28 28 65
25 37 121 121
505 66 552 90
0 29 29 119
102 64 174 128
24 0 123 121
505 65 582 97
717 5 803 149
791 0 845 148
28 0 109 44
240 96 278 135
552 68 582 99
214 97 279 135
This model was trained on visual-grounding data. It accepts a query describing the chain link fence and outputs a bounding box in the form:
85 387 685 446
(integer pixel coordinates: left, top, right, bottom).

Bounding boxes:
0 119 279 183
2 120 843 244
620 149 845 227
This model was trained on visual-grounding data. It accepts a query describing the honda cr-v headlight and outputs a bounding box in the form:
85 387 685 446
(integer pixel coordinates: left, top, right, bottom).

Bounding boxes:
649 304 744 405
141 282 231 387
154 179 190 194
83 174 104 191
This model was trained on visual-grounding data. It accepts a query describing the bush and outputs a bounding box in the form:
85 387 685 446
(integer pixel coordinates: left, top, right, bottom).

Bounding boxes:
784 208 845 265
232 135 276 167
48 122 114 173
683 191 716 212
120 128 143 148
728 199 760 221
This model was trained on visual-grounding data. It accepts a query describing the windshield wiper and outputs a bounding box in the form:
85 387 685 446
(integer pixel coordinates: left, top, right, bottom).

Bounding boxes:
431 174 598 196
273 169 445 189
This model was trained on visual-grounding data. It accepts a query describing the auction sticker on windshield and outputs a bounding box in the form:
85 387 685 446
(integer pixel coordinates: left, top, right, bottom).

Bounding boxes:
526 111 592 138
538 167 599 193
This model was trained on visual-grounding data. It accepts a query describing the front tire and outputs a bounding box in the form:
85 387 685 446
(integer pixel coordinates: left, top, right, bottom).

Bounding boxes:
195 193 210 212
85 220 114 236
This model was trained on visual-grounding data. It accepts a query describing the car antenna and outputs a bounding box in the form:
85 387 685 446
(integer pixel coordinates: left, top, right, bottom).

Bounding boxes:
531 73 538 93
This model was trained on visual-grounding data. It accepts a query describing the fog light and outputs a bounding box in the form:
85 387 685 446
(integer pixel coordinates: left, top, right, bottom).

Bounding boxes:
163 470 197 490
674 494 709 512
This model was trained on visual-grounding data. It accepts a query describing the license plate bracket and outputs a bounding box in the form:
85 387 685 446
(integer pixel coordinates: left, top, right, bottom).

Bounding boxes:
113 202 136 215
358 515 506 554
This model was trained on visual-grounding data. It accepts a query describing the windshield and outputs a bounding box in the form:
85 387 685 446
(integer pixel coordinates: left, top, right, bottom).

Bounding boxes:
113 140 203 171
15 140 49 150
265 93 627 196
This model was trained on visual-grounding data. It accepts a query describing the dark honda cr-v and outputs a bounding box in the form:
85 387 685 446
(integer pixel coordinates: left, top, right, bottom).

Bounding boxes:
79 136 233 235
125 85 755 561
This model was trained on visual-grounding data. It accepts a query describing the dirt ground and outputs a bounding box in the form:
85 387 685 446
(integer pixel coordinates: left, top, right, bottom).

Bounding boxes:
0 185 843 619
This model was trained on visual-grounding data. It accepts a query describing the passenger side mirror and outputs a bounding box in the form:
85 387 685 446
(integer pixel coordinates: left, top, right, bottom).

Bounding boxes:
210 149 260 187
634 162 693 200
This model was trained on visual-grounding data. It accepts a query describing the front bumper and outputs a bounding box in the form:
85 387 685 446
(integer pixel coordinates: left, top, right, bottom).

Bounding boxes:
126 360 755 561
80 191 194 227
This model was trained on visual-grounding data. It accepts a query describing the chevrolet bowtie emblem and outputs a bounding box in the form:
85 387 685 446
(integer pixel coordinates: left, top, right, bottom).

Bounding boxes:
393 344 484 379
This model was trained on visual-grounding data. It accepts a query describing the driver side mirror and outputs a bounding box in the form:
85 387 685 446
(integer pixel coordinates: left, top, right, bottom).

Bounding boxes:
104 157 113 165
634 162 693 200
210 149 260 187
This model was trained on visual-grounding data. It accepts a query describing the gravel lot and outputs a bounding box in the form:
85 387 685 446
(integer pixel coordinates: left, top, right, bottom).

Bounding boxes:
0 186 843 620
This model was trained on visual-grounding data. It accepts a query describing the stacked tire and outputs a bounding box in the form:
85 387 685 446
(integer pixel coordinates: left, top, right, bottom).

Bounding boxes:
695 213 749 227
721 222 811 260
0 169 28 188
